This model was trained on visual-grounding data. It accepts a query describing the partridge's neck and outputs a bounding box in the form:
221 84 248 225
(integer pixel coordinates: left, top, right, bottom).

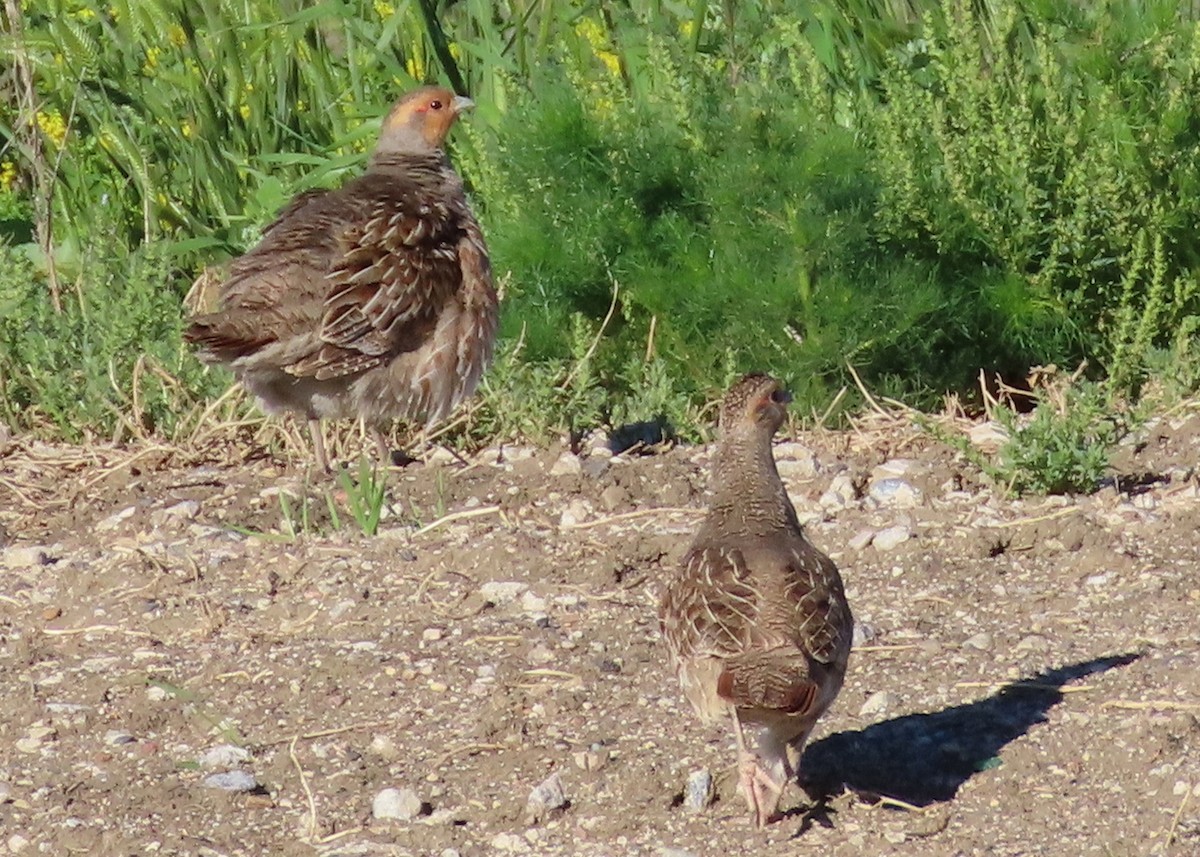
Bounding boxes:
701 434 801 539
368 149 452 180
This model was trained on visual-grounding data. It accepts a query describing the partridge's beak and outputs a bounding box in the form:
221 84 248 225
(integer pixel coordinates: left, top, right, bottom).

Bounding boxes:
452 95 476 114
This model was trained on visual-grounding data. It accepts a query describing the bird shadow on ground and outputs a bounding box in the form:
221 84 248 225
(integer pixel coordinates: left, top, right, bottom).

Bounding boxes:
798 652 1141 812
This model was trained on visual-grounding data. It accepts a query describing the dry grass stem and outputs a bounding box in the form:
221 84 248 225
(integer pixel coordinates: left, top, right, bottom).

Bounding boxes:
855 644 920 653
412 504 503 537
873 795 926 813
522 668 580 681
1166 784 1191 848
560 277 619 392
289 736 318 842
466 635 524 646
263 718 400 747
431 742 507 770
560 506 702 530
992 506 1083 528
43 624 153 638
845 362 894 419
75 445 174 494
1102 700 1200 711
955 682 1096 693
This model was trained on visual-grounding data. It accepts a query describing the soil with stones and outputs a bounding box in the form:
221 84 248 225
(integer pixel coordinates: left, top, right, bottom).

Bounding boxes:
1 412 1199 857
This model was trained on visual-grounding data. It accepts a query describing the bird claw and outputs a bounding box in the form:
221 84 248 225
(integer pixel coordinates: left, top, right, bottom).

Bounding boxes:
738 753 785 828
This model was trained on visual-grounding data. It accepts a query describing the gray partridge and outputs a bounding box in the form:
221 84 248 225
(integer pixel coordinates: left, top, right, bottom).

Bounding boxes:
659 373 852 827
185 86 498 471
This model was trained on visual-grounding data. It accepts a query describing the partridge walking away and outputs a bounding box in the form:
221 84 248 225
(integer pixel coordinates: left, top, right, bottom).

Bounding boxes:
659 373 852 827
185 86 498 471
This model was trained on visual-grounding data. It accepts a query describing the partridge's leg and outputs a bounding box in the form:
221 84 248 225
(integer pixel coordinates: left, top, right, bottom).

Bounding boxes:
730 708 786 827
372 427 392 466
308 419 331 473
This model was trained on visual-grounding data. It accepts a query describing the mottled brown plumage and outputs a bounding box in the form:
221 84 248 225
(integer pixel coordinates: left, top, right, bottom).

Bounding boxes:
185 86 497 470
659 373 852 827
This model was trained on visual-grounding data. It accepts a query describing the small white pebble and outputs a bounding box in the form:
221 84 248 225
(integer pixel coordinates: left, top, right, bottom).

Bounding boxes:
372 786 423 821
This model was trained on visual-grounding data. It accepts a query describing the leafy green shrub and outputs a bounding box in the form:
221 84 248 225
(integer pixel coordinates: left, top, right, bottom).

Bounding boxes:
0 242 224 439
871 0 1200 388
992 385 1124 497
466 35 1090 421
920 372 1131 497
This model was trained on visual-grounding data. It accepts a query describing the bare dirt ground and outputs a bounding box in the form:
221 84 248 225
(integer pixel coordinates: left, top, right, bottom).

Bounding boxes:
1 410 1199 857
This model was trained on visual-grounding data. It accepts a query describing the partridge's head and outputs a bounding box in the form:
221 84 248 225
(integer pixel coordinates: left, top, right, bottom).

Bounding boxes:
718 373 791 439
375 86 475 157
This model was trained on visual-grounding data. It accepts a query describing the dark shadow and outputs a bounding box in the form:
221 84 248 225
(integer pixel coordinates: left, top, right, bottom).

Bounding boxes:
0 218 34 245
605 416 675 455
787 797 839 836
801 653 1141 807
1097 472 1171 497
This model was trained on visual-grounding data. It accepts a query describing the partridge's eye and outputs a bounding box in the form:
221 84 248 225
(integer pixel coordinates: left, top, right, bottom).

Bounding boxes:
770 388 791 404
429 99 443 110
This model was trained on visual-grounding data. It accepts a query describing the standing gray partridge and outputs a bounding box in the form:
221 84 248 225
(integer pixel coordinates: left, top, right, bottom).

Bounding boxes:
659 373 852 827
185 86 498 471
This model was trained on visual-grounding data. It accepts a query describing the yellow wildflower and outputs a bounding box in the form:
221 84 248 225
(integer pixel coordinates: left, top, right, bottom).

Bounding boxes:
591 96 615 120
373 0 394 18
169 25 186 48
239 104 251 120
54 53 65 67
597 50 620 77
35 110 68 147
74 6 95 20
405 53 425 81
143 46 161 74
296 99 307 112
573 17 620 78
448 41 461 62
181 119 194 139
575 17 604 51
0 160 17 191
680 19 696 39
243 83 254 94
107 4 118 20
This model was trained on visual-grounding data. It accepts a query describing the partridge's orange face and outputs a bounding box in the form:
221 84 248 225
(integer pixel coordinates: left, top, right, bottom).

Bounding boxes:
382 86 475 149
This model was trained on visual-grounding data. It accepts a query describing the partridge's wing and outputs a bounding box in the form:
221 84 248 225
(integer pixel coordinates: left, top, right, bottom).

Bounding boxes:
183 189 340 362
663 543 849 718
660 546 760 666
285 176 471 381
779 544 851 670
716 544 853 717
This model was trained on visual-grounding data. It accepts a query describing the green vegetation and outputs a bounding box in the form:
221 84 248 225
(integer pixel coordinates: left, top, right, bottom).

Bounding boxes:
992 385 1124 497
921 369 1135 497
2 0 1199 490
234 458 390 539
333 457 389 537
